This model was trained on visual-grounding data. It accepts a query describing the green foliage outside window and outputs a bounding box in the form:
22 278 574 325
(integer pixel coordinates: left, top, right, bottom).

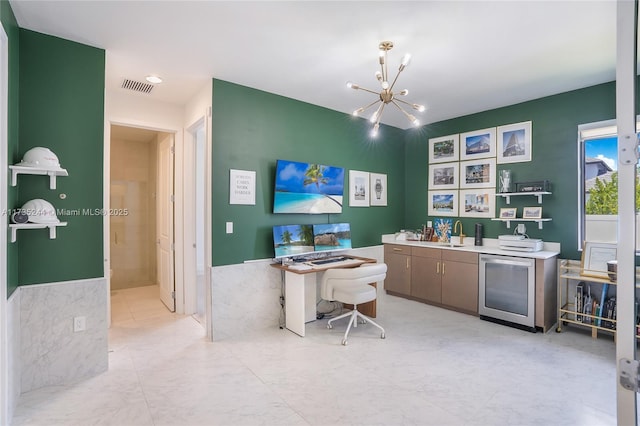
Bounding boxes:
585 171 640 214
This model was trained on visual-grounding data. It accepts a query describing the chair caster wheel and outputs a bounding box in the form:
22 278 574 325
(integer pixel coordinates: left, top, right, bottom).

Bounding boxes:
327 324 333 329
381 333 385 339
342 339 348 345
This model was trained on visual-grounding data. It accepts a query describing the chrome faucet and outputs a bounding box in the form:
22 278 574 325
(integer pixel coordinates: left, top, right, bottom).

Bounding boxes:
454 220 465 245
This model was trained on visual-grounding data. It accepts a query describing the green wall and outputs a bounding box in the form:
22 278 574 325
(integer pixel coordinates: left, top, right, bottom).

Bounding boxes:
211 80 406 266
2 0 19 296
17 29 105 284
405 82 618 260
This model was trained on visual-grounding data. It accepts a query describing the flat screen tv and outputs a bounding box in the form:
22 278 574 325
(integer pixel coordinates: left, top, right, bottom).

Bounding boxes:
273 159 344 214
313 222 352 253
272 224 315 259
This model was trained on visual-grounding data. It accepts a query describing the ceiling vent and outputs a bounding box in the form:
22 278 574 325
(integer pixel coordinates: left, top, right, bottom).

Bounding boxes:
121 78 154 94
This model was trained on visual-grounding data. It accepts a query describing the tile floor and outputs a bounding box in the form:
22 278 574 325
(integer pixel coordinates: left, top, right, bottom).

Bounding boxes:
12 285 619 426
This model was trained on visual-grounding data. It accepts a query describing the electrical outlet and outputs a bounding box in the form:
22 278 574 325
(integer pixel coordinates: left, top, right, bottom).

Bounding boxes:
73 316 86 332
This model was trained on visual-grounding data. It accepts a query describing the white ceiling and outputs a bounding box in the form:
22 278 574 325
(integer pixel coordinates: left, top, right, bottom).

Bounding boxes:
9 0 620 130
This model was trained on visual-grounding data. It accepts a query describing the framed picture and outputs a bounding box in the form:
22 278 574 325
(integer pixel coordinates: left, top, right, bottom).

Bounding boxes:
522 206 542 219
434 218 453 243
349 170 370 207
229 169 256 205
428 162 459 190
459 128 496 160
428 134 459 164
497 121 532 164
370 172 387 206
499 207 517 219
427 190 458 217
459 189 495 218
581 242 617 279
459 158 496 189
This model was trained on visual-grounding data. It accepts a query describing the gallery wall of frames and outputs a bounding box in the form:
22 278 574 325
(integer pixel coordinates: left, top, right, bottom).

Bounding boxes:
427 121 532 218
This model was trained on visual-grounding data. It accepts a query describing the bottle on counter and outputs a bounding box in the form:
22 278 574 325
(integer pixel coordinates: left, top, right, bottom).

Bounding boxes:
474 223 484 246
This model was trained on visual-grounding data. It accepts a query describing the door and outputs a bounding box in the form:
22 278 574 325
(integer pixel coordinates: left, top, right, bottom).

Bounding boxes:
157 133 175 311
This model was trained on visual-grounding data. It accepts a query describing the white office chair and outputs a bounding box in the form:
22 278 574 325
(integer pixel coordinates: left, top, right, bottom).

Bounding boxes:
320 263 387 345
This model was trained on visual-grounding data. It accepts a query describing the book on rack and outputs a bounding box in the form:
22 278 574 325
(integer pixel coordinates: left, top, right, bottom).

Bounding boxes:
583 284 593 324
596 283 609 327
576 282 584 322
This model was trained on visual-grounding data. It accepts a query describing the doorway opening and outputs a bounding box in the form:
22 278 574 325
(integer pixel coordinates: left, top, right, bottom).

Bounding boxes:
109 124 175 322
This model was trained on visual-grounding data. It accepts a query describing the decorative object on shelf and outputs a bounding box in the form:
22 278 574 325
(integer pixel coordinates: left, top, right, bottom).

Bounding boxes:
428 190 458 217
434 218 453 243
499 169 512 193
581 241 617 280
10 146 68 189
10 210 28 224
347 41 425 137
459 158 496 189
459 127 496 160
369 172 387 206
499 207 517 219
349 170 370 207
428 162 458 190
497 121 532 164
17 147 65 171
515 180 551 193
522 206 542 219
428 134 459 163
21 198 60 224
459 189 495 218
9 198 67 243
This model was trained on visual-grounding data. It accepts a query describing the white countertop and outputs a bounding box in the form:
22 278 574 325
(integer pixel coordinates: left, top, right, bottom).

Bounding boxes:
382 234 560 260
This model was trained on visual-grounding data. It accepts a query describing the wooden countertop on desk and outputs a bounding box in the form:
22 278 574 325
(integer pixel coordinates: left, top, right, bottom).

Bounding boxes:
270 255 377 274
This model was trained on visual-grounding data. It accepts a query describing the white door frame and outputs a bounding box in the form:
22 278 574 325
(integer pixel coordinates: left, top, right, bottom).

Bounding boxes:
615 0 638 423
184 110 213 339
0 24 10 426
104 120 187 317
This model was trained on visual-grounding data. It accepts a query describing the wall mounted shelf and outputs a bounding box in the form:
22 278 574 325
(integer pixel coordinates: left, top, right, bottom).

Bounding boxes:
9 165 68 190
496 191 551 204
9 222 67 243
491 217 552 230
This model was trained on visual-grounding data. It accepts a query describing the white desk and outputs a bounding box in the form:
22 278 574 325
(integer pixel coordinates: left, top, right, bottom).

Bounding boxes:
271 256 375 336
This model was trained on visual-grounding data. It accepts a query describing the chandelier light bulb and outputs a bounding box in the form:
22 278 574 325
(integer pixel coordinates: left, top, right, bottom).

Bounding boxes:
379 50 385 65
371 123 380 137
399 89 409 96
414 104 426 112
381 81 389 90
375 71 383 82
369 110 379 123
401 54 411 67
352 107 364 116
409 115 420 126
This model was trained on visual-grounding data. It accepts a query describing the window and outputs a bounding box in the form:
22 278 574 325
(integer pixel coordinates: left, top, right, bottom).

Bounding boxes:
578 120 639 250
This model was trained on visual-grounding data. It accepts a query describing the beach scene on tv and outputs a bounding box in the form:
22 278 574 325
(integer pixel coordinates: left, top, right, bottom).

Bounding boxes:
273 224 314 258
273 160 344 214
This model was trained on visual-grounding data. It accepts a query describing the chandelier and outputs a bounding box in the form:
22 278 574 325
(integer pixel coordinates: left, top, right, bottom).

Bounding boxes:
347 41 425 137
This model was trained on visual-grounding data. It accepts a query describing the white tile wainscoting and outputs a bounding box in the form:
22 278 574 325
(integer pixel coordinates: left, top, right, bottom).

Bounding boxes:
7 277 108 418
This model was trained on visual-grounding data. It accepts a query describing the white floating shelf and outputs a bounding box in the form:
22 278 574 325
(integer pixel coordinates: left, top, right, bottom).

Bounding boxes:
491 218 552 230
9 222 68 243
496 191 551 204
9 165 68 190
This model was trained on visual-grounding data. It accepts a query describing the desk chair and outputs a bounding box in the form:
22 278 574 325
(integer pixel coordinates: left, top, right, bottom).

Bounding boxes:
320 263 387 345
